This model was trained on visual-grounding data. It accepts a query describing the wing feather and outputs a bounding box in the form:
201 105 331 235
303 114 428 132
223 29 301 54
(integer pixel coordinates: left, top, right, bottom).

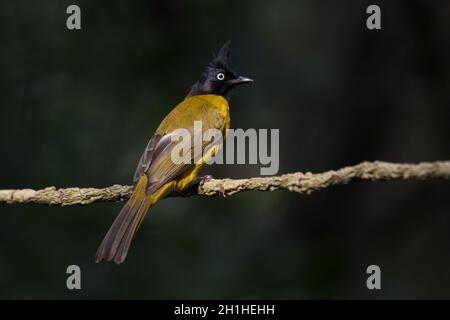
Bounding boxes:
132 98 227 194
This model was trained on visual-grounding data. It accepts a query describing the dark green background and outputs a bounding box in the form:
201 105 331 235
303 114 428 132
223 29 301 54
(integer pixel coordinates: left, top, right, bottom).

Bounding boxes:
0 0 449 298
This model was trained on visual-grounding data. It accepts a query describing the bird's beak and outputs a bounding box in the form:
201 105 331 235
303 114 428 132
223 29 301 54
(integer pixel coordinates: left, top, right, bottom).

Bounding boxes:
226 76 254 86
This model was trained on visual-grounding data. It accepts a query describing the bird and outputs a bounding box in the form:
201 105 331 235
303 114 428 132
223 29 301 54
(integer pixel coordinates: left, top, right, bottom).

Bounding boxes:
95 41 253 264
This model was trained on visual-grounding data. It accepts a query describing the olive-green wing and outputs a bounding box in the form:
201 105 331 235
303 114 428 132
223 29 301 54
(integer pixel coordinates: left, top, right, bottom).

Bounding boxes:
132 134 171 185
132 99 226 194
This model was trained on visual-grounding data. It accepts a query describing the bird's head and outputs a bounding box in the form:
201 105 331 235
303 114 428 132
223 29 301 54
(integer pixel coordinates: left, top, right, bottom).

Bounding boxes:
187 40 253 97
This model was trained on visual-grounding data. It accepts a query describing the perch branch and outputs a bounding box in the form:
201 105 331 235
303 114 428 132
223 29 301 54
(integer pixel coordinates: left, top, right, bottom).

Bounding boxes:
0 161 449 206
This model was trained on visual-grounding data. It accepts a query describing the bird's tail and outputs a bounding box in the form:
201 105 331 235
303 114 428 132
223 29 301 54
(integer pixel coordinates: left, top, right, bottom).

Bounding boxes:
95 175 152 264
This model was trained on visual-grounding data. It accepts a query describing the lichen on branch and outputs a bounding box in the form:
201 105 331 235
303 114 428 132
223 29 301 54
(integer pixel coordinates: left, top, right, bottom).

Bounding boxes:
0 161 449 206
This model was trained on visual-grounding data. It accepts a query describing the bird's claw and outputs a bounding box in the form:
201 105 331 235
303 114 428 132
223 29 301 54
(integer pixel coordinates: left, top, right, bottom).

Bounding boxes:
197 174 213 186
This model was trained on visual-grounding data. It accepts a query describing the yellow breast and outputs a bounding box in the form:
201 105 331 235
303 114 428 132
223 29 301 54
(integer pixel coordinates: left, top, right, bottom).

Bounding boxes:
156 94 230 134
191 94 230 131
172 94 230 191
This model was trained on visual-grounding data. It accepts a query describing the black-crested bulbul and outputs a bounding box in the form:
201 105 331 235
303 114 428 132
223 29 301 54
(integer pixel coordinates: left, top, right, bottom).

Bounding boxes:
95 41 252 264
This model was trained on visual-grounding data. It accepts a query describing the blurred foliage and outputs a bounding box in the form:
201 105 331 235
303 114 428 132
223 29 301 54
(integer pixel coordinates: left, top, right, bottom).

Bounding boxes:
0 0 449 298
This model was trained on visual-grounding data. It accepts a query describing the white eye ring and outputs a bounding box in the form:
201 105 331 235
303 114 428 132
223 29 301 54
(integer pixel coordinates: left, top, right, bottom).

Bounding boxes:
216 72 225 80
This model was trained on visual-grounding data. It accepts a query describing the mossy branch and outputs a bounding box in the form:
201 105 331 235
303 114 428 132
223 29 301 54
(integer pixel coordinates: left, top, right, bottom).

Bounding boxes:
0 161 449 206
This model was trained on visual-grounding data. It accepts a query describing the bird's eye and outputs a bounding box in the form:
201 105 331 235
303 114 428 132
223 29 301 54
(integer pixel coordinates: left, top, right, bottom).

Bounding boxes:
216 72 225 80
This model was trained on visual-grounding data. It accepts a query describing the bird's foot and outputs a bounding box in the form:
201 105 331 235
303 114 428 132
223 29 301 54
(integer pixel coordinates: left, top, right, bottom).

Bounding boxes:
196 174 213 186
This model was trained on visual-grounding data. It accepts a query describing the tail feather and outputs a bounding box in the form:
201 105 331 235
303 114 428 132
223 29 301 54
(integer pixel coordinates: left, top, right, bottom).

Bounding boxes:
114 200 152 263
95 176 151 264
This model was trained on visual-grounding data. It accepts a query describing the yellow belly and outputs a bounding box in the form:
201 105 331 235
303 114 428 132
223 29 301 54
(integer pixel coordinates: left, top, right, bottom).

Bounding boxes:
154 94 230 193
174 144 222 191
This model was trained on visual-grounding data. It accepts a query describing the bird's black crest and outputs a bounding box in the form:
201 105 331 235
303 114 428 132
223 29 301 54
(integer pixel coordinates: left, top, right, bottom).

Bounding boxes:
186 40 252 97
209 40 231 70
